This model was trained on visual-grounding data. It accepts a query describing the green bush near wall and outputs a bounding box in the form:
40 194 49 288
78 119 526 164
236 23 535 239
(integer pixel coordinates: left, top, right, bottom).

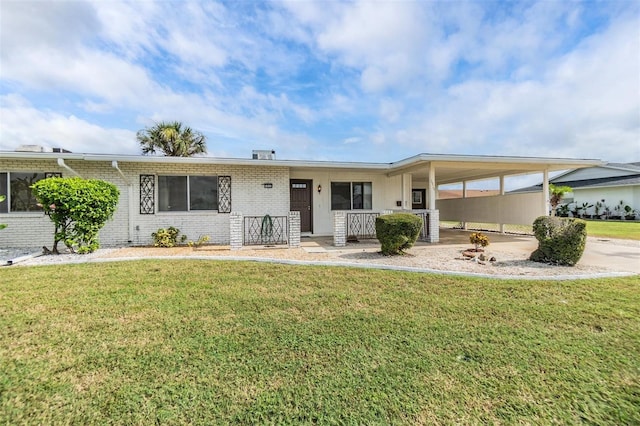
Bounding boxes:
530 216 587 266
376 213 423 255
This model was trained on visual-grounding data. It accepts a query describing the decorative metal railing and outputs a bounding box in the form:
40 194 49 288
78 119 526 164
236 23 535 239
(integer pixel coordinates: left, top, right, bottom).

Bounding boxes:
413 210 430 240
347 212 380 240
244 215 288 245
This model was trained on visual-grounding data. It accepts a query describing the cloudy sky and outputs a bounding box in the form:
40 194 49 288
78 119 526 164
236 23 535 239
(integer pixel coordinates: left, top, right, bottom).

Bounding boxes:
1 0 638 164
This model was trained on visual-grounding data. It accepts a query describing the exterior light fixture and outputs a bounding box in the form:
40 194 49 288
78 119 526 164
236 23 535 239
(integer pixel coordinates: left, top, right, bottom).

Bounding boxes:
317 184 322 193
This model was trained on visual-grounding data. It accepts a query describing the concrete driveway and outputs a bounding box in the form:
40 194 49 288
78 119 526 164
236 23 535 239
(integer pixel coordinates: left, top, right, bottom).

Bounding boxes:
438 229 640 274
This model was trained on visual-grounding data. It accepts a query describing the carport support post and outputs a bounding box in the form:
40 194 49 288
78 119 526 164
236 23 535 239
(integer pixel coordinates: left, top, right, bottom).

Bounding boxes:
230 212 243 251
288 211 300 248
542 169 550 216
425 163 440 243
427 163 436 210
333 211 346 247
462 181 468 230
499 175 505 233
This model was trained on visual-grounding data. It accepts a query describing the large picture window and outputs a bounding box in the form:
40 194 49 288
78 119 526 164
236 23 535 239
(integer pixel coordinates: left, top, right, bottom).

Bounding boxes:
331 182 372 210
158 175 218 212
0 172 61 213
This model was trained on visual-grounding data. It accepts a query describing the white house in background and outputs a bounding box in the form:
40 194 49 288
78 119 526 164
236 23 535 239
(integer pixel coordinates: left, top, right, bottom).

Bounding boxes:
0 147 602 248
515 162 640 218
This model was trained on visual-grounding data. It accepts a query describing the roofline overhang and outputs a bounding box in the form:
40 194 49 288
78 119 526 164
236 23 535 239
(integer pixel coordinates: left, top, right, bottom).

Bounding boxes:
1 151 604 174
386 153 604 177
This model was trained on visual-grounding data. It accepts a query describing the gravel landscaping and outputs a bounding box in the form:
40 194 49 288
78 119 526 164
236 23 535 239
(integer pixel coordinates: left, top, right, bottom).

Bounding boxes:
3 235 637 279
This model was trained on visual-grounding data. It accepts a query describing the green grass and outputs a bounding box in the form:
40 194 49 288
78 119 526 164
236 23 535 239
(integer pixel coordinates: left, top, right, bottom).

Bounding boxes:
1 260 639 424
584 219 640 240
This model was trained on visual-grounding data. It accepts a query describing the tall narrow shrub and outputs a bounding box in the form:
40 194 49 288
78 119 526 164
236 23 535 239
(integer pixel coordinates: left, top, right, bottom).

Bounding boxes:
31 177 119 254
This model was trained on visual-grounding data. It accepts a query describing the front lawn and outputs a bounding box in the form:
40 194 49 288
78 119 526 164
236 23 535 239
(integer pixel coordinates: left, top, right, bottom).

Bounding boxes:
1 260 639 424
584 219 640 240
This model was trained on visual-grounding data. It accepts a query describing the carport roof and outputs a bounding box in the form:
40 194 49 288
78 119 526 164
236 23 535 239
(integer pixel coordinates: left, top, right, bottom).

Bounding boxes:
1 151 603 185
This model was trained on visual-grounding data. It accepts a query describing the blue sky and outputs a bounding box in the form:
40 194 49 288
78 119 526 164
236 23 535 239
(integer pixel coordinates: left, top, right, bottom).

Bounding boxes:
1 0 638 164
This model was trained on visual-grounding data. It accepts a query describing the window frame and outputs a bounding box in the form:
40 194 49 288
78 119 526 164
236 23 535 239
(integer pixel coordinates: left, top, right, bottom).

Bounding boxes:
330 181 373 211
0 171 61 213
156 174 219 213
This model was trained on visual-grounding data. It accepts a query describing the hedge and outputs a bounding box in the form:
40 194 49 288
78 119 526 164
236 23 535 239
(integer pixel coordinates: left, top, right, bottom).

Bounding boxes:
375 213 422 255
529 216 587 266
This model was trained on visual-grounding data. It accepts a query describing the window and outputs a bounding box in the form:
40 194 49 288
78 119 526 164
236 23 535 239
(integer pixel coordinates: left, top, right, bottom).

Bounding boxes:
331 182 372 210
158 175 218 212
0 172 61 213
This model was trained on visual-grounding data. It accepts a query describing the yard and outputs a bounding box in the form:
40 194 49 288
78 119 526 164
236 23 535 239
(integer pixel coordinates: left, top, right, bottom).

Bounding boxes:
1 260 639 424
584 219 640 240
441 219 640 240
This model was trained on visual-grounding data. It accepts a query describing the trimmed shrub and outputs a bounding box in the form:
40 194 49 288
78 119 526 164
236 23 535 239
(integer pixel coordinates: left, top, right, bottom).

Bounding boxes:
376 213 423 255
530 216 587 266
31 177 119 254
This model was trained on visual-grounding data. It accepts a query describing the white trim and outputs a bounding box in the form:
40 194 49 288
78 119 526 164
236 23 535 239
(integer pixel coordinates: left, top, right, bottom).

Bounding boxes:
1 151 604 173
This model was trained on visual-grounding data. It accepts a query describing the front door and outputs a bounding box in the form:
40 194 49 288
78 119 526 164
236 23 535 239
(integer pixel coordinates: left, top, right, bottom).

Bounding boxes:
290 179 313 233
412 189 426 209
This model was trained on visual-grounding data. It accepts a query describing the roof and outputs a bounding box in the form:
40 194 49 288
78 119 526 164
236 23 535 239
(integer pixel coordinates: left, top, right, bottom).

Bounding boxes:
0 150 604 186
550 161 640 181
513 174 640 193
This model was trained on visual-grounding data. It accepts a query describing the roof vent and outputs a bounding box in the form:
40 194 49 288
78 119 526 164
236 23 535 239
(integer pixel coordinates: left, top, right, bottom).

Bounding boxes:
252 150 276 160
15 144 52 153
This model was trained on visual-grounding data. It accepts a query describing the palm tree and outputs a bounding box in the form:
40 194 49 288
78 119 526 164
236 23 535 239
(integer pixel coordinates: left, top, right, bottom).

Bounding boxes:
137 121 207 157
549 183 572 216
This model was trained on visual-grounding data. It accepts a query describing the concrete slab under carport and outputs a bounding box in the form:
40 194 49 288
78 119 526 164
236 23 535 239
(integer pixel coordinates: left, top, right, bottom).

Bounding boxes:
301 228 640 274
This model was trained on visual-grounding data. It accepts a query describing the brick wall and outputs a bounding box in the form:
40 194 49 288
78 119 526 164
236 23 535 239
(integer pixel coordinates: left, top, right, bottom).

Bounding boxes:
0 158 291 248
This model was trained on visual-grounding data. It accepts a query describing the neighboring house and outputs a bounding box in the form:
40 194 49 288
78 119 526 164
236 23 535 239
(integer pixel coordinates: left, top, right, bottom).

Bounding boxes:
0 148 601 248
515 162 640 218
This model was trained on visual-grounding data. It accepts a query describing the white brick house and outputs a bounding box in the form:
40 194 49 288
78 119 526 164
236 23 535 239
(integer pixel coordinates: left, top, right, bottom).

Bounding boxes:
0 150 601 248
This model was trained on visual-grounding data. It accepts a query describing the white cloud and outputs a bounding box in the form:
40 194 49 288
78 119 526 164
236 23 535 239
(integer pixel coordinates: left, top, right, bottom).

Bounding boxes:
0 95 137 154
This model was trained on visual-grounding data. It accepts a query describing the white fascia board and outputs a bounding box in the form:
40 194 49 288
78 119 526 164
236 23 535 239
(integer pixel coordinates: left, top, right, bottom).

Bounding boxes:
0 151 604 172
390 153 603 169
0 151 391 170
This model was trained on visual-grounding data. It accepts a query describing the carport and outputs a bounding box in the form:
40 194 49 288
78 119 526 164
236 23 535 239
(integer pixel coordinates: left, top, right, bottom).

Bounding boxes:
386 154 604 233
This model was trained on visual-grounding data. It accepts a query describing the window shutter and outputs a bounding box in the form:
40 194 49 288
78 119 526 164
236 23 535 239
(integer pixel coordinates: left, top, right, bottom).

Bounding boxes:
218 176 231 213
140 175 155 214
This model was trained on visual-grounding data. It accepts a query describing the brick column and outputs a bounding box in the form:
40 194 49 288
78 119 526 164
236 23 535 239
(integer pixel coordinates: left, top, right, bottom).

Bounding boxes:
333 211 346 247
230 212 243 250
426 209 439 243
288 211 300 248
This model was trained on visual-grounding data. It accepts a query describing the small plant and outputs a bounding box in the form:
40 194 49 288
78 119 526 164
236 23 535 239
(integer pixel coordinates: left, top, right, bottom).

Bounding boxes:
0 195 6 230
580 202 593 218
569 202 582 218
594 201 603 218
469 232 490 251
555 203 570 217
375 213 423 255
612 200 630 220
188 235 210 249
152 226 187 247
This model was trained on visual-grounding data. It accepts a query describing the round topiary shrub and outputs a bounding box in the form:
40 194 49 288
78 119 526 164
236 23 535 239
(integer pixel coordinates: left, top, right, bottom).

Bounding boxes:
529 216 587 266
375 213 423 255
